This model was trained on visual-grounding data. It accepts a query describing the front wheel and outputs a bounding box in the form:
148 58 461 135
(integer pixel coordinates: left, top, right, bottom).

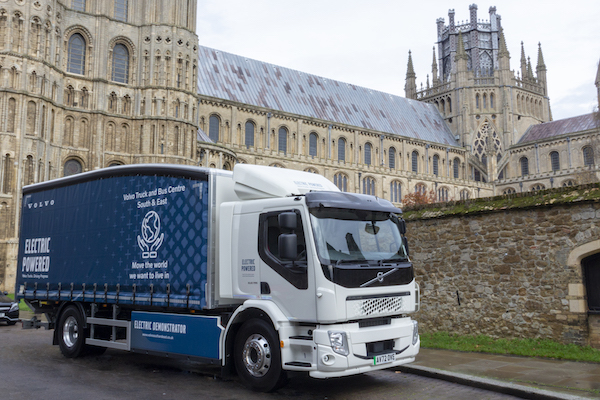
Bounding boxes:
234 318 287 392
57 305 87 358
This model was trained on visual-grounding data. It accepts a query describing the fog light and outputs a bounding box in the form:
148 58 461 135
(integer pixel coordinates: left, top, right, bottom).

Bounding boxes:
322 354 335 365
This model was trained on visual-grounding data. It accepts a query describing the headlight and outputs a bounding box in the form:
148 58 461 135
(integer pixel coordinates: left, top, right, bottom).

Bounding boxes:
328 331 349 356
10 302 19 312
412 320 419 345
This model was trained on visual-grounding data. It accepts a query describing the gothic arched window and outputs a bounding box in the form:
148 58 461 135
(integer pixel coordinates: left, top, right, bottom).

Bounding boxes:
334 172 347 192
111 43 129 84
309 133 318 158
390 180 401 203
208 115 220 142
550 151 560 172
389 147 396 169
244 121 255 148
415 183 426 194
520 157 529 177
438 187 449 202
72 0 85 11
364 143 372 165
583 146 595 166
67 33 86 75
338 138 346 162
453 157 460 179
411 150 419 172
278 127 288 154
114 0 128 22
433 154 440 176
363 176 375 195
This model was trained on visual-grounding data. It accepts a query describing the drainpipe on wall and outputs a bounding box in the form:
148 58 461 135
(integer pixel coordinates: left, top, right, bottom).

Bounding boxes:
446 148 450 177
328 125 332 159
535 143 540 174
380 135 385 166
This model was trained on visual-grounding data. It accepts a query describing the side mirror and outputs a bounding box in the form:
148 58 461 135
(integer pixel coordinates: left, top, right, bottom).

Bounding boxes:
391 213 406 235
279 234 297 260
398 219 406 235
278 212 297 230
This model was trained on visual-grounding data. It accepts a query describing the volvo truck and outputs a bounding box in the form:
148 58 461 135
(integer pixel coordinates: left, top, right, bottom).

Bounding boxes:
17 163 419 391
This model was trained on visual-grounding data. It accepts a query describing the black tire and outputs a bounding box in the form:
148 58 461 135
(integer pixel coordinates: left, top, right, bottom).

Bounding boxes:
234 318 288 392
57 305 87 358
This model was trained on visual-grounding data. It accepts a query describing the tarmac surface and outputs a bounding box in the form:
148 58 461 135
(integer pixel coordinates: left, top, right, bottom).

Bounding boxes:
398 348 600 399
12 311 600 399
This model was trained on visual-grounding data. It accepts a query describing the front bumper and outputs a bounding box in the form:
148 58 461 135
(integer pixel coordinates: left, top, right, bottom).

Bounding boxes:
279 317 419 379
0 308 19 324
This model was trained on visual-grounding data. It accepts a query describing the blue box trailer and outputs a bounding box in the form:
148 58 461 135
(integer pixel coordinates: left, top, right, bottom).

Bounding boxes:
17 165 225 362
18 164 210 309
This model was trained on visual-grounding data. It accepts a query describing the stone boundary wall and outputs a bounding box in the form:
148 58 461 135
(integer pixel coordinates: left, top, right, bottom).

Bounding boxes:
404 186 600 346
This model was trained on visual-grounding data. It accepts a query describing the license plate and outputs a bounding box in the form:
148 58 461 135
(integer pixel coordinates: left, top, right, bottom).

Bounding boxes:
373 353 395 365
0 312 4 318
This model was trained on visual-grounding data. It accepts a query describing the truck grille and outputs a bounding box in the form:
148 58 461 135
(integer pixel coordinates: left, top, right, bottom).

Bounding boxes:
346 294 408 319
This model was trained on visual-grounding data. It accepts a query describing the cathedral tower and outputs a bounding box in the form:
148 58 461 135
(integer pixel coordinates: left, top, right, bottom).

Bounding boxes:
406 4 552 184
0 0 202 291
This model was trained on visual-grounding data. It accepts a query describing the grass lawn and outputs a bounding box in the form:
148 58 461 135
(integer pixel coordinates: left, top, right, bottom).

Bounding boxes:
421 331 600 363
5 293 32 312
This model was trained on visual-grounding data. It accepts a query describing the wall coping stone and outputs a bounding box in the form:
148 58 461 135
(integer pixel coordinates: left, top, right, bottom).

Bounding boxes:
403 183 600 220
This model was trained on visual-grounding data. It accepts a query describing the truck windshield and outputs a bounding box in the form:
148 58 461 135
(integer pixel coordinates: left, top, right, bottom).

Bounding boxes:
309 208 408 265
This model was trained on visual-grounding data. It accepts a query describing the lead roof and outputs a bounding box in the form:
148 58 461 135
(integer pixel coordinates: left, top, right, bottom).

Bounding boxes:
518 113 600 144
196 45 459 147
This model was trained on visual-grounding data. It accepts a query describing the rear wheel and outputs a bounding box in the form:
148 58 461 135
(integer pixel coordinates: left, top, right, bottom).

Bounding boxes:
234 318 287 392
57 305 87 358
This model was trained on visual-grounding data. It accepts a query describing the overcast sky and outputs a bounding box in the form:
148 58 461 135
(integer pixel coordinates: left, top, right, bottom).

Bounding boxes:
196 0 600 121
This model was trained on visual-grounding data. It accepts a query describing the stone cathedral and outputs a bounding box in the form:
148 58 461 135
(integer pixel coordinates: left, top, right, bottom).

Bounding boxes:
0 1 599 291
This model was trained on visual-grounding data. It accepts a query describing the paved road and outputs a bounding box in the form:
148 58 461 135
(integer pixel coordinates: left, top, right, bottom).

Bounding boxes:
0 323 522 400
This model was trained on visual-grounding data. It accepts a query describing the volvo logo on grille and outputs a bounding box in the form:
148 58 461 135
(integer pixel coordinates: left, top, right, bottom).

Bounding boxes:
361 268 399 287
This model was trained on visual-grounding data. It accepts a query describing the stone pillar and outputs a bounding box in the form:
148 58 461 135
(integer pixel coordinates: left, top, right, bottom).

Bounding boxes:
590 315 600 349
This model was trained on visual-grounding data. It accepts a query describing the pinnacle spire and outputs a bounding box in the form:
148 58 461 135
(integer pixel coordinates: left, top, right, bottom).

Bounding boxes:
431 47 439 84
527 56 534 79
536 42 546 70
455 31 468 61
404 50 417 99
520 41 527 78
498 28 510 59
406 50 416 77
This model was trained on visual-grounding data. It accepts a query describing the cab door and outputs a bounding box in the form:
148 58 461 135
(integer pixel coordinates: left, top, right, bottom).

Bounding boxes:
256 208 317 322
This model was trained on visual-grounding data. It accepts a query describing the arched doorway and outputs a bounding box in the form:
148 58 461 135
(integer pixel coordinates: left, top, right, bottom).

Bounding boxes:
567 240 600 348
582 253 600 313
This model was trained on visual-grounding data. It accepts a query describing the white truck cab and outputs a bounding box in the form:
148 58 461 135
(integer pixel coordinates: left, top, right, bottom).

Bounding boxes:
217 165 420 389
